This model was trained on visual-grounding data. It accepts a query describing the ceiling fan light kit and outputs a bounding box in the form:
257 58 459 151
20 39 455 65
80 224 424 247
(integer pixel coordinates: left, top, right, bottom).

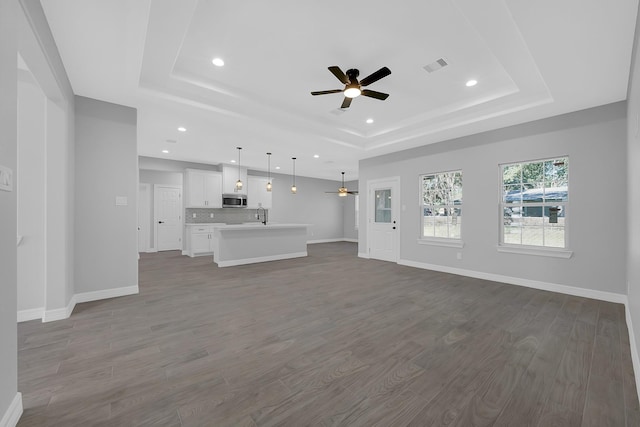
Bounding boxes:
326 172 358 196
291 157 297 194
266 152 272 192
311 66 391 109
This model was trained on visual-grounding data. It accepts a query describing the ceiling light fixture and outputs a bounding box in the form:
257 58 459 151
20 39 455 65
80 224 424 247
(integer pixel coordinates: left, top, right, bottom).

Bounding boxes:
466 79 478 87
266 152 272 192
162 149 169 154
235 147 243 191
344 84 361 98
177 127 186 132
366 118 374 124
275 166 280 170
313 154 320 158
291 157 297 194
211 58 225 67
325 172 358 197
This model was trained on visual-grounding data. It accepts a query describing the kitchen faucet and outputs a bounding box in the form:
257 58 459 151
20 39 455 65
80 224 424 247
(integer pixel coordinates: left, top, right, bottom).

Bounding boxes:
257 206 267 225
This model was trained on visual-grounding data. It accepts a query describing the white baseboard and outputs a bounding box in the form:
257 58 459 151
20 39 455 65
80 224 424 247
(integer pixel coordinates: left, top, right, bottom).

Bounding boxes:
43 297 75 323
397 259 627 304
307 238 344 244
624 302 640 408
17 307 44 323
358 252 369 259
307 238 358 244
216 251 307 267
74 285 139 304
42 285 139 323
0 392 22 427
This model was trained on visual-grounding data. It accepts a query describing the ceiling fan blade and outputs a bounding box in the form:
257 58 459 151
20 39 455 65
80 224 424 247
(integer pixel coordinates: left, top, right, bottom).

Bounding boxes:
348 191 359 194
340 97 352 109
328 66 349 85
311 89 343 96
361 89 389 100
360 67 391 86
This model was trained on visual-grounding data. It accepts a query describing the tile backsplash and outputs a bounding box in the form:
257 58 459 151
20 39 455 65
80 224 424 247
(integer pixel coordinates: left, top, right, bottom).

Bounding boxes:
185 208 266 224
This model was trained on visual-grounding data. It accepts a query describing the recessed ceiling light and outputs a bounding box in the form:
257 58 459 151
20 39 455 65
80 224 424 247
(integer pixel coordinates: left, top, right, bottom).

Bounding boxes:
466 79 478 87
211 58 225 67
230 159 236 163
366 118 374 124
162 150 169 154
275 166 281 170
313 154 320 158
177 127 186 132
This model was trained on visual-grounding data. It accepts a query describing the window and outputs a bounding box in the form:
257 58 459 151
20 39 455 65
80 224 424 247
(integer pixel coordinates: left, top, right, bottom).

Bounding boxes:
420 170 462 240
500 157 568 249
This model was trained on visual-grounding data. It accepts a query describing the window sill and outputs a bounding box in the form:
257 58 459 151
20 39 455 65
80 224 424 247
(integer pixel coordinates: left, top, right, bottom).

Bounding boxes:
418 238 465 248
496 245 573 259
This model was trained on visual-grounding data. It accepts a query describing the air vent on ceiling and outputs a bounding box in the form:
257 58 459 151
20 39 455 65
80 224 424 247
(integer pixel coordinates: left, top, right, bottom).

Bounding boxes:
423 58 449 73
330 108 348 115
166 139 177 144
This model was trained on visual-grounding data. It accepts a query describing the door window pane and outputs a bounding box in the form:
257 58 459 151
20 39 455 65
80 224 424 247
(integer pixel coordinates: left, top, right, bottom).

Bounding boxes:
375 189 391 223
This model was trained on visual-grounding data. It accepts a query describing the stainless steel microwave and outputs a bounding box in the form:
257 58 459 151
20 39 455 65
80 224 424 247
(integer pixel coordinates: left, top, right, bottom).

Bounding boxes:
222 194 247 208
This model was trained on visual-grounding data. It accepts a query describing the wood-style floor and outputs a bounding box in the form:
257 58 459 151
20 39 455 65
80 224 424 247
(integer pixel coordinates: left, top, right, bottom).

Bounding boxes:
17 242 640 426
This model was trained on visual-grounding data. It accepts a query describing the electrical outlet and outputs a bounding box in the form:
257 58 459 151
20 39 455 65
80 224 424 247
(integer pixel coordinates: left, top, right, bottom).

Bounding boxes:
210 213 214 218
456 252 462 260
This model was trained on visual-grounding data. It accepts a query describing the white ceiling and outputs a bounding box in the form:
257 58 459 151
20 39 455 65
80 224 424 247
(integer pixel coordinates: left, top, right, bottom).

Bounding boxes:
40 0 638 181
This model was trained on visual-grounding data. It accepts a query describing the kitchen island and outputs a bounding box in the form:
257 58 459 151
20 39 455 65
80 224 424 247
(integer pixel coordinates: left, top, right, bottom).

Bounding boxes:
211 223 309 267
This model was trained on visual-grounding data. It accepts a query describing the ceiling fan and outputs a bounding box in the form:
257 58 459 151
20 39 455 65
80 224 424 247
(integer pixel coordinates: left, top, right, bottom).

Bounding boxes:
311 66 391 109
326 172 358 197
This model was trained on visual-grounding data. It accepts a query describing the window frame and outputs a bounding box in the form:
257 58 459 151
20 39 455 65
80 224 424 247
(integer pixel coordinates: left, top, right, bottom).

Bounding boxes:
498 156 572 258
418 169 464 247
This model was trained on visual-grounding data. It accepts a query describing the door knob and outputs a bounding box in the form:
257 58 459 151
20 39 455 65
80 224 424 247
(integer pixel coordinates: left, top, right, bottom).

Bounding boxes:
392 226 396 230
158 221 165 224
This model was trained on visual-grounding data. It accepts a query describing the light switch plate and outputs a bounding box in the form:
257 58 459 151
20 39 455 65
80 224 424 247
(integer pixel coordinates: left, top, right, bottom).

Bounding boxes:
115 196 128 206
0 165 13 192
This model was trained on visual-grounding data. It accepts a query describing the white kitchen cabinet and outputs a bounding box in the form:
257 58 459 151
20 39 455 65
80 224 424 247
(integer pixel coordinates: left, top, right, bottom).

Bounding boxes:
186 225 216 257
222 164 248 195
185 169 222 207
247 176 273 209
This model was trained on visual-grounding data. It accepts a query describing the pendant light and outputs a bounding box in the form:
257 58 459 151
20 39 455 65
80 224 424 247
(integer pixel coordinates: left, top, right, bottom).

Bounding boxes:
291 157 297 194
338 172 348 197
266 152 272 192
235 147 243 191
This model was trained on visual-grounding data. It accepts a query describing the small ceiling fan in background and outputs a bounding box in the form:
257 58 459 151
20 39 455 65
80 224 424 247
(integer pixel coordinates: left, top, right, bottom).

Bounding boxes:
326 172 358 197
311 66 391 109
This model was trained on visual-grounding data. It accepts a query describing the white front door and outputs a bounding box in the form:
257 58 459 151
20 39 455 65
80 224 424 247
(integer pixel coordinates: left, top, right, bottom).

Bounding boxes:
154 185 182 251
368 177 400 262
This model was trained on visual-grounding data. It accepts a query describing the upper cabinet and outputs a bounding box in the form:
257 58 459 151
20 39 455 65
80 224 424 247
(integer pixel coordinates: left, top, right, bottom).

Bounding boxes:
222 164 248 195
247 176 273 209
185 169 222 208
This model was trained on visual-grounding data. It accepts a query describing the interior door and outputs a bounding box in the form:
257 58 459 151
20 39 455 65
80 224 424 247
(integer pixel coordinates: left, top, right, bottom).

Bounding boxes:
154 185 182 251
368 177 400 262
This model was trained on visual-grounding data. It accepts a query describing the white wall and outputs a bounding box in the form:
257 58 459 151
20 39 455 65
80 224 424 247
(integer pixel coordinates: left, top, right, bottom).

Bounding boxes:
0 0 19 422
342 180 358 241
360 101 627 296
17 71 46 315
627 0 640 397
75 96 138 294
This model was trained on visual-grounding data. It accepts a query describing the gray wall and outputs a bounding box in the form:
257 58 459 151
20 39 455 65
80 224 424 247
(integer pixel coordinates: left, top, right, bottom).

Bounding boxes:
342 180 359 240
627 1 640 392
254 171 345 241
360 101 628 295
0 0 18 417
75 97 138 293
